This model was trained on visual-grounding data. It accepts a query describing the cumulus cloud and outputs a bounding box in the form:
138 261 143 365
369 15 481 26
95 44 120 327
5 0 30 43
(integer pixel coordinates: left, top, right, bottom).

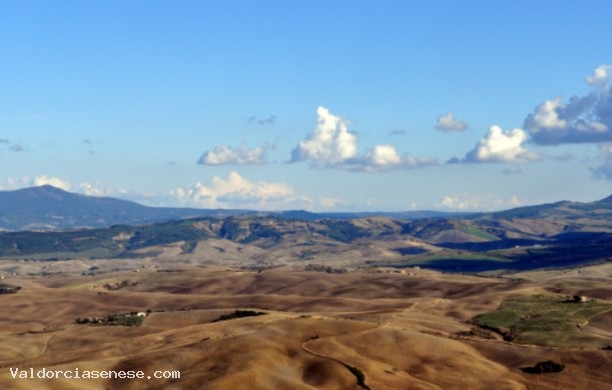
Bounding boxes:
348 145 436 172
198 144 269 165
586 64 612 86
438 193 522 211
291 106 358 166
0 138 9 144
368 144 401 166
171 171 306 210
291 106 436 172
455 125 540 163
434 112 468 132
524 64 612 144
79 182 115 197
32 175 71 191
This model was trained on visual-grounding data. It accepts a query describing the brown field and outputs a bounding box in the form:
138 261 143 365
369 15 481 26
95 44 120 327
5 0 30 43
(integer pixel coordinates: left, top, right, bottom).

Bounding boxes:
0 257 610 389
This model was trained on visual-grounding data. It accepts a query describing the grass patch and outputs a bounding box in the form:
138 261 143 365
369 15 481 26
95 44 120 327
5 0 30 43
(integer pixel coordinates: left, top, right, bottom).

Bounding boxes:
465 227 501 241
474 294 612 347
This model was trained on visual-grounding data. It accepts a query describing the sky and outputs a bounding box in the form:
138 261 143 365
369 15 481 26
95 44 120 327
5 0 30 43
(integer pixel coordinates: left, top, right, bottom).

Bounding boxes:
1 0 612 212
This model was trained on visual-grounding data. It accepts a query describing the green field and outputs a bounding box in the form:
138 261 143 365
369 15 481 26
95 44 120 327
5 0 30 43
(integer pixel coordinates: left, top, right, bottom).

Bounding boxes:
464 227 501 241
474 294 612 347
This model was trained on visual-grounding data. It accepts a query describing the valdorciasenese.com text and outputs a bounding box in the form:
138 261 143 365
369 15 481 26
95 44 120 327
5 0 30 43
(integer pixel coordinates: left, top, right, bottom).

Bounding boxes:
7 367 180 380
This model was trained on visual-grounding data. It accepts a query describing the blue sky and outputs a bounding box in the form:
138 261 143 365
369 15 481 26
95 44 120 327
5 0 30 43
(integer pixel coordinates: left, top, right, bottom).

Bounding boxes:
1 0 612 211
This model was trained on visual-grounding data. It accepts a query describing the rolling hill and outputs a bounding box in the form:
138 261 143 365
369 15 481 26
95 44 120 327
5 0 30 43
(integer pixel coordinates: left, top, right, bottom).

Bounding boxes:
1 186 611 274
0 186 474 231
0 185 251 230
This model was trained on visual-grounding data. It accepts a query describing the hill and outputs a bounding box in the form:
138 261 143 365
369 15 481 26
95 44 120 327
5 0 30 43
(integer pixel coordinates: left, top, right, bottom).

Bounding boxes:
0 186 472 231
0 185 251 230
0 212 610 273
0 264 610 389
1 187 611 274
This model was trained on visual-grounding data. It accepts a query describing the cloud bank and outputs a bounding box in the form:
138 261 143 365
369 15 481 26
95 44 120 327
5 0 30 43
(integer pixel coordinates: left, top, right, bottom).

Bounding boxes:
172 171 303 209
291 106 436 172
32 175 71 191
435 112 468 132
438 193 522 211
524 64 612 145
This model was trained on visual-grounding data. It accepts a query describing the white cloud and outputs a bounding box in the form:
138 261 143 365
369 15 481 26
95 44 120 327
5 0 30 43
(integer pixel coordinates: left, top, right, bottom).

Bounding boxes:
291 106 358 166
524 65 612 144
171 171 307 210
319 197 347 209
434 112 468 132
291 106 436 171
198 144 268 165
526 97 567 129
0 176 146 203
438 193 522 211
367 144 401 166
586 64 612 86
460 125 540 163
32 175 71 191
79 182 114 197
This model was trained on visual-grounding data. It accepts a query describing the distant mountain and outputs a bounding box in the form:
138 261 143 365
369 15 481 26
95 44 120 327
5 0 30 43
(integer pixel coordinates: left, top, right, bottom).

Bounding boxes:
0 208 610 273
0 186 474 231
0 185 251 230
1 185 611 235
270 210 472 222
482 194 612 221
0 189 611 272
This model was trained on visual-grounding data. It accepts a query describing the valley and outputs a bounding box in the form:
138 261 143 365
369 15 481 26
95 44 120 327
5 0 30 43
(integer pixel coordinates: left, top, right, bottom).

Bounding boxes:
0 259 610 389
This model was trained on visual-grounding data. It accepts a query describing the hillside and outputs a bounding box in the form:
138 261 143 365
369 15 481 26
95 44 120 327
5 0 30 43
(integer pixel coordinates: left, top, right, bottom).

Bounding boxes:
0 186 472 231
1 186 611 273
0 185 250 230
0 211 610 273
4 185 610 233
0 264 610 389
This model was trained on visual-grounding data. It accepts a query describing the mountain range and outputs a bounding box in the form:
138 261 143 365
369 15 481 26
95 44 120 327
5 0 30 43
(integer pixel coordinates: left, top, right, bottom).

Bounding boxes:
0 185 252 231
0 185 469 231
0 185 611 273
